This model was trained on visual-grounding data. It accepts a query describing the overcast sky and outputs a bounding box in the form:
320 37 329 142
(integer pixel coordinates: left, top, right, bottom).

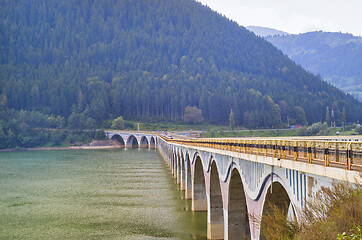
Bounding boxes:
197 0 362 37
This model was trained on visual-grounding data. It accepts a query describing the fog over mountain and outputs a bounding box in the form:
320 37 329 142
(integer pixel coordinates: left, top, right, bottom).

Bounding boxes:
246 26 289 37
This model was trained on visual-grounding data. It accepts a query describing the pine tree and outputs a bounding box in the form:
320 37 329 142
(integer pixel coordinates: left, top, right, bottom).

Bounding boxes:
342 107 346 130
229 109 235 130
326 107 330 127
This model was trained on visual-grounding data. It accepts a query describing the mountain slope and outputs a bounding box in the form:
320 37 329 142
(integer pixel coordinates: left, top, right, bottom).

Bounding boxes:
0 0 361 128
266 31 362 101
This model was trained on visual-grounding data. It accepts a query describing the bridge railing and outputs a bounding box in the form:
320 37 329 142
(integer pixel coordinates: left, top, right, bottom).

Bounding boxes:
158 136 362 171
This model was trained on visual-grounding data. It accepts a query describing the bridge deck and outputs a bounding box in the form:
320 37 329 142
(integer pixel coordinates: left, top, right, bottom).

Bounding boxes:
159 135 362 171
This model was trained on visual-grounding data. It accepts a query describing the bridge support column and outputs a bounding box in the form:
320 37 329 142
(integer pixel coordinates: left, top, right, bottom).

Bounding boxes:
175 154 180 180
192 199 207 211
172 156 177 179
191 178 207 211
185 156 192 199
180 180 185 191
185 188 192 199
173 164 177 179
207 223 224 239
207 192 224 240
192 157 208 211
207 161 226 240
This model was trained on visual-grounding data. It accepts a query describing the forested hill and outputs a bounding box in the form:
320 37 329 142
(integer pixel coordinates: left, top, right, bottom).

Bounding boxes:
1 0 361 128
266 31 362 101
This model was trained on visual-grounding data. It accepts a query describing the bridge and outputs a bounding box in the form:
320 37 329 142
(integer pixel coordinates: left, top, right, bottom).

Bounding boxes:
106 131 157 148
107 131 361 240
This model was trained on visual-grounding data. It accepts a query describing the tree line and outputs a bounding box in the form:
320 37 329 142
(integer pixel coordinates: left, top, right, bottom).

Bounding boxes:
0 0 361 133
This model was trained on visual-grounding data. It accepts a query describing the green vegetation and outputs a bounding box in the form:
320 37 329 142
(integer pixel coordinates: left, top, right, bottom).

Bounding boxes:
200 124 360 138
0 107 359 149
1 0 361 133
0 109 106 149
201 129 298 138
260 181 362 240
111 116 125 130
266 31 362 101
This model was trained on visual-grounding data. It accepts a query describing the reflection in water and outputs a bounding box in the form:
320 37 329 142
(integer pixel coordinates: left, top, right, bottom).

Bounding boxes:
0 149 206 239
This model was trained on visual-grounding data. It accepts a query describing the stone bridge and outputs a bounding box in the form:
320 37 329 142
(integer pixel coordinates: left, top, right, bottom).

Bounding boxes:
107 131 361 240
106 131 157 148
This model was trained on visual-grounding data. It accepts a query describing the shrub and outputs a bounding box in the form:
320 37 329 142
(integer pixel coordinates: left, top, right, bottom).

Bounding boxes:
256 180 362 240
111 116 125 129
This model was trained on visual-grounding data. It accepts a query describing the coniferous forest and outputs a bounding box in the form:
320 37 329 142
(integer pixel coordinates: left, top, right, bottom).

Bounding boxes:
0 0 361 139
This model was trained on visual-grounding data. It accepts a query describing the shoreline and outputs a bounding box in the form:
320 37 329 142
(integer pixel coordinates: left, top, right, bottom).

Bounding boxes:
0 145 121 152
0 140 121 152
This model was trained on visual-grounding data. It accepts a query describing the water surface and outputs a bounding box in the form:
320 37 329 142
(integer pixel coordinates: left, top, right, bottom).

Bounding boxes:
0 149 206 239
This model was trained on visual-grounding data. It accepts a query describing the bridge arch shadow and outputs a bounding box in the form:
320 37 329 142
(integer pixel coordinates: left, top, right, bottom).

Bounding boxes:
260 181 293 239
110 134 125 147
177 152 182 184
209 161 224 239
192 155 207 211
140 136 149 148
126 135 139 148
185 152 192 199
172 151 177 174
228 168 250 240
150 137 156 148
180 152 185 189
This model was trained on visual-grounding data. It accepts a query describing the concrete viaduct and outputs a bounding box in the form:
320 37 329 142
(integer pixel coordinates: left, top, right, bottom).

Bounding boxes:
107 131 361 240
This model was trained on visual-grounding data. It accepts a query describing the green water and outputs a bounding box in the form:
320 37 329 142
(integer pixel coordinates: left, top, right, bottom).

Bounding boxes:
0 149 207 239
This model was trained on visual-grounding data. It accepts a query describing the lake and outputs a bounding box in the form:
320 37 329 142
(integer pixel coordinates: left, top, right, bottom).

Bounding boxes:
0 149 206 239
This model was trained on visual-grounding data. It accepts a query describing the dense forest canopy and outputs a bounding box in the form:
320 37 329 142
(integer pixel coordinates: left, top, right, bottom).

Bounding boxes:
266 31 362 101
0 0 361 129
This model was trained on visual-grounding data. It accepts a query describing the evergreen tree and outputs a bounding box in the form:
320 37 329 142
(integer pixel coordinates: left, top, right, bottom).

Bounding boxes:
0 0 360 129
229 109 235 130
326 107 330 127
342 107 346 130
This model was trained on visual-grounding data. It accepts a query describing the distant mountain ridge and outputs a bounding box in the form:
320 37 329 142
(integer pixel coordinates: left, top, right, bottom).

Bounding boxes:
265 31 362 101
246 26 289 37
0 0 361 128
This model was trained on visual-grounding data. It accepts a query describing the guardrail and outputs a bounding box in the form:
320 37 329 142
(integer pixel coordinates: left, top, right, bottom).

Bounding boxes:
159 136 362 171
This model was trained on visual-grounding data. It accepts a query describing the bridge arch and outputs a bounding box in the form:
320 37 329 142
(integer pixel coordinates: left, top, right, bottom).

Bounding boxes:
177 151 182 183
180 151 185 190
228 168 250 240
260 180 293 239
192 154 207 211
172 151 177 176
126 135 139 148
185 151 192 199
140 136 149 148
150 137 156 148
110 134 125 147
208 160 224 239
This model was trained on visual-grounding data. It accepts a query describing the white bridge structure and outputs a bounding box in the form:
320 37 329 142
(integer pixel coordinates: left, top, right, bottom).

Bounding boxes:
107 131 361 240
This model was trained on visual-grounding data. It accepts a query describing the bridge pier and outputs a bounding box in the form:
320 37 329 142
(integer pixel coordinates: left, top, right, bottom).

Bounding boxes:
207 161 224 239
180 154 186 191
176 153 182 184
192 156 207 211
184 154 192 199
